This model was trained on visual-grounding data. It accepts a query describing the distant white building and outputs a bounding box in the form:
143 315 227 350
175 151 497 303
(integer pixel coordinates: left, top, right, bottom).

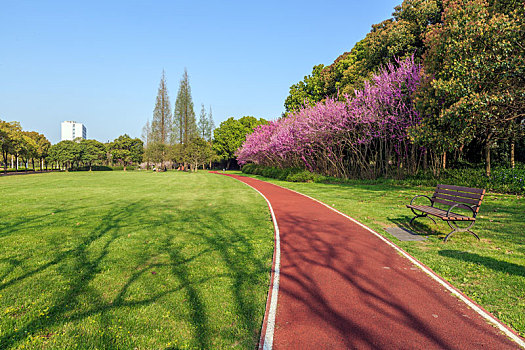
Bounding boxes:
61 121 87 141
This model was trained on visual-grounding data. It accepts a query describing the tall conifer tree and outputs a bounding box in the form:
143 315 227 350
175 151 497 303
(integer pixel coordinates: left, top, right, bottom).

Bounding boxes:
208 106 215 142
141 119 151 146
151 71 172 144
173 68 196 144
198 104 208 139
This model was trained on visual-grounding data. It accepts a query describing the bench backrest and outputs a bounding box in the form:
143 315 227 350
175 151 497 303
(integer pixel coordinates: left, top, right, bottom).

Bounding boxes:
432 184 485 214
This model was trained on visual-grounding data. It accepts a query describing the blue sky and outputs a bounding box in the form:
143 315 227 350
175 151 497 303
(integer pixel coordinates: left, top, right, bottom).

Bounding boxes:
0 0 400 143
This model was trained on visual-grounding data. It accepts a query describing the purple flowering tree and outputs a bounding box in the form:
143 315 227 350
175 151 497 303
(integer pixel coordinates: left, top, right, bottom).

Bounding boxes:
237 56 423 178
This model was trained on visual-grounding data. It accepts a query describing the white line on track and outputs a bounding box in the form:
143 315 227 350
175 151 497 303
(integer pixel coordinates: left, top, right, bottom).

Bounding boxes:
224 175 280 350
271 183 525 349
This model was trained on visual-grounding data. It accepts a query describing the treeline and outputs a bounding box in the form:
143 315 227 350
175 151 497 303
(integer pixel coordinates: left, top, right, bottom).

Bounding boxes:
49 135 143 171
0 120 143 173
0 120 51 172
239 0 524 178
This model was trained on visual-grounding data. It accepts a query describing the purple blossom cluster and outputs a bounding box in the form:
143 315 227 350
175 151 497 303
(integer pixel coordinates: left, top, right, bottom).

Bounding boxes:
237 56 422 178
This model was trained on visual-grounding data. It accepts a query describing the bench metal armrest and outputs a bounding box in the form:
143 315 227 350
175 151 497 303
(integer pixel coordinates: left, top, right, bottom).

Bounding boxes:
410 195 433 206
446 203 475 219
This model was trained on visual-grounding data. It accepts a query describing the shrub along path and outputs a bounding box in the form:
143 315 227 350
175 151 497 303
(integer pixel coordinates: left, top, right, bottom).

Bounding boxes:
217 173 523 349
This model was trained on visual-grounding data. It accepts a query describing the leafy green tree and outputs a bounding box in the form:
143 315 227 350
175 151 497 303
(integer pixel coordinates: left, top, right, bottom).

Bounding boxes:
173 68 197 144
184 137 216 172
9 132 36 171
363 0 443 71
108 134 144 171
23 131 51 170
35 133 51 170
48 141 80 170
21 131 39 170
317 39 369 98
80 139 106 171
212 116 267 169
415 0 524 176
168 143 184 165
0 120 22 173
151 70 172 144
284 64 326 112
144 142 169 165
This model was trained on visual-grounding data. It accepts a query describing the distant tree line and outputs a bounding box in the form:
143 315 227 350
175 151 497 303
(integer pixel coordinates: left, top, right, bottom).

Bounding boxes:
1 120 51 173
49 135 143 171
1 119 143 173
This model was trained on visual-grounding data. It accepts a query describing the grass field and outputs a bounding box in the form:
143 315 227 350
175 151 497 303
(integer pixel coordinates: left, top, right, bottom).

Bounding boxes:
0 171 274 349
233 171 525 337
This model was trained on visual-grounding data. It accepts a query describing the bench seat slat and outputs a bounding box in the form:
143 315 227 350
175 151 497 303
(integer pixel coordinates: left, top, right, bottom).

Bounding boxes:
406 205 475 221
437 184 485 195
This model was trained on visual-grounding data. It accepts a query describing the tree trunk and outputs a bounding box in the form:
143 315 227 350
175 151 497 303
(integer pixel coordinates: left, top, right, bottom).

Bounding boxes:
2 151 7 174
510 141 515 169
15 155 19 171
32 158 35 171
442 152 446 170
226 159 231 170
485 142 491 177
423 148 428 171
410 143 416 175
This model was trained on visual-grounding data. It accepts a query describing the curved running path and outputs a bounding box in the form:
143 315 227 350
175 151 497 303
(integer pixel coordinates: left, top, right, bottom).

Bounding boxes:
215 173 523 349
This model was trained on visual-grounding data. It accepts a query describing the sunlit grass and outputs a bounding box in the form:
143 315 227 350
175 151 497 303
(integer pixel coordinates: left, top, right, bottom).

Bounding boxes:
233 171 525 337
0 171 274 349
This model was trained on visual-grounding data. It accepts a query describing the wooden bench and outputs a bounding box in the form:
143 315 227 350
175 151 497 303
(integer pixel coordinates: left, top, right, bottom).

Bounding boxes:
406 184 486 242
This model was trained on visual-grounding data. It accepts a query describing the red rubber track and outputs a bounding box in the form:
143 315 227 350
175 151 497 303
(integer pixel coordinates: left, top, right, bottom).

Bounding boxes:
218 173 522 350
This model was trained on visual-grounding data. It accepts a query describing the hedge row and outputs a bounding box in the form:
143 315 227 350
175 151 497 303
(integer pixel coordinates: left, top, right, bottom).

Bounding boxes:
241 163 525 195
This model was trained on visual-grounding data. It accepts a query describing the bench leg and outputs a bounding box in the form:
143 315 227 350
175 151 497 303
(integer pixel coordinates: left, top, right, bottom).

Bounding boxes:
444 221 478 242
444 229 457 242
409 213 436 226
468 230 480 241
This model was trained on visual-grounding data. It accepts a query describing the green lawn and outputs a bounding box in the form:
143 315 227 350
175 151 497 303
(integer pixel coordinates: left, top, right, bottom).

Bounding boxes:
233 171 525 337
0 171 274 349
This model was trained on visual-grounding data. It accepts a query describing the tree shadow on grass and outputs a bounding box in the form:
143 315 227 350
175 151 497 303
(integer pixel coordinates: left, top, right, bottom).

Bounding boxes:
439 250 525 278
158 204 271 348
0 197 273 349
0 208 69 239
0 201 143 348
